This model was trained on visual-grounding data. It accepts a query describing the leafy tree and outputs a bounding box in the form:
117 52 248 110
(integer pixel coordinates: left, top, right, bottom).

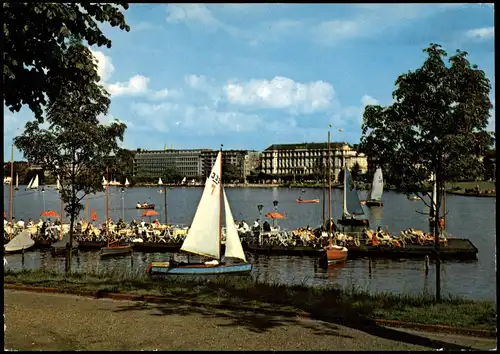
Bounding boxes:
350 162 361 182
4 3 130 121
483 149 496 181
14 41 127 272
337 170 344 185
222 163 241 183
163 168 182 184
359 43 493 301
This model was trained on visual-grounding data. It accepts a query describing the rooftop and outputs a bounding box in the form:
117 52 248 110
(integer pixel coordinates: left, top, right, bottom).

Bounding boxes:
264 142 348 151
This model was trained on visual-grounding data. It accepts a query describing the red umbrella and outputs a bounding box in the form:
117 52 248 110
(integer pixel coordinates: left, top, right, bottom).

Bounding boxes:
265 212 285 219
141 210 159 218
141 209 159 223
41 210 59 218
91 209 97 221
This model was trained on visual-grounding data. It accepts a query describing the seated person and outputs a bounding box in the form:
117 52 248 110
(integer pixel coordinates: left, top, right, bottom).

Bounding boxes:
262 221 271 232
136 201 142 208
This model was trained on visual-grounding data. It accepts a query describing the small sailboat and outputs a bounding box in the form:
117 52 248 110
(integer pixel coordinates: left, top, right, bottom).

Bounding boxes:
147 151 252 275
361 168 384 207
14 173 19 191
429 173 438 226
25 177 33 190
102 176 108 187
124 178 130 187
337 167 369 227
56 175 61 191
321 129 348 266
4 230 35 254
26 174 39 190
181 177 187 185
101 168 132 257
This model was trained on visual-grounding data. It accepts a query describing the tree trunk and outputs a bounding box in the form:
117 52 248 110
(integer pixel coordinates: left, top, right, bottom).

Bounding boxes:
434 177 442 302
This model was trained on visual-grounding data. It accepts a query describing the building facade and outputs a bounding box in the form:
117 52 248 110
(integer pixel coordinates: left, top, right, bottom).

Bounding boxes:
200 150 260 182
133 148 209 179
261 142 367 182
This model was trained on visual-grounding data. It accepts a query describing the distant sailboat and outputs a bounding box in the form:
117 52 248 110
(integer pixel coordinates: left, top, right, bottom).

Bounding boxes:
361 168 384 207
124 178 130 187
25 177 33 190
102 176 108 187
147 151 252 275
181 177 187 185
337 168 369 227
14 174 19 191
56 175 61 191
158 177 163 185
27 174 40 190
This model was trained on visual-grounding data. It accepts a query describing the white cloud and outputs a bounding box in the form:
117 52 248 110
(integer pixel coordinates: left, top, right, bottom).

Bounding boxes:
149 88 183 100
361 95 379 107
106 75 150 97
89 49 115 82
130 102 262 135
185 75 208 90
465 27 494 40
166 4 221 27
223 76 335 114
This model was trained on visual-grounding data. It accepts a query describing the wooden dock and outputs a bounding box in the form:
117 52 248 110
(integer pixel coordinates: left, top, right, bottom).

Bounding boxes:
76 238 478 261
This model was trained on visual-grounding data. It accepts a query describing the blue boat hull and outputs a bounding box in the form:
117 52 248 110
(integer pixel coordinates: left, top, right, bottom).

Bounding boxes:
147 262 252 275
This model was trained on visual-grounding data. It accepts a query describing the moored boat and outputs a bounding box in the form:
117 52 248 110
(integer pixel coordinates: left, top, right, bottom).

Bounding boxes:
337 167 369 227
296 199 320 204
4 230 35 254
136 203 155 209
360 168 384 207
147 150 252 276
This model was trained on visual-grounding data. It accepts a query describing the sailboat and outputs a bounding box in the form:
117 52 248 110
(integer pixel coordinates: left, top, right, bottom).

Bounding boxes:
320 129 348 266
146 151 252 275
337 166 369 227
4 230 35 254
102 176 108 187
56 175 61 191
124 178 130 187
14 174 19 191
429 173 438 227
361 168 384 207
27 174 39 190
181 177 186 186
101 168 133 257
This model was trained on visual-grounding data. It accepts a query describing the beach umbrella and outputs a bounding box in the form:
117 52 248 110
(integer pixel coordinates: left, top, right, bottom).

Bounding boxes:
91 209 97 221
41 210 59 218
141 209 159 222
265 212 285 219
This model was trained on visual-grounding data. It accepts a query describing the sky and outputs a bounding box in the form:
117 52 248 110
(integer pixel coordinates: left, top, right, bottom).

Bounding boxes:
4 3 495 160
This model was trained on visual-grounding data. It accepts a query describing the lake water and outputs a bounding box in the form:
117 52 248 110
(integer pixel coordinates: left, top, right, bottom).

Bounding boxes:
3 185 496 300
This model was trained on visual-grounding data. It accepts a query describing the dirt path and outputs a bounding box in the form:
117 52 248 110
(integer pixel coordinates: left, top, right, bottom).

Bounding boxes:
4 290 496 351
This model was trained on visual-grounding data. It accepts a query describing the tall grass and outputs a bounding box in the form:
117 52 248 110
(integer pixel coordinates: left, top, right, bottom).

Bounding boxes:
4 268 496 330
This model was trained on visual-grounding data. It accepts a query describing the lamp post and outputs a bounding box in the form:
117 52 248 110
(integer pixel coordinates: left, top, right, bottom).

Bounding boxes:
257 204 263 244
159 177 167 225
121 187 125 221
272 200 279 228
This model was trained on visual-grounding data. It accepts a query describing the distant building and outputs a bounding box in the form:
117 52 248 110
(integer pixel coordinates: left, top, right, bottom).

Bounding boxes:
261 142 367 182
200 150 260 182
133 148 209 179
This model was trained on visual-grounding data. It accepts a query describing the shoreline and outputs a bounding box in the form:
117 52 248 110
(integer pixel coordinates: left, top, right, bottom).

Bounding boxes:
3 268 496 334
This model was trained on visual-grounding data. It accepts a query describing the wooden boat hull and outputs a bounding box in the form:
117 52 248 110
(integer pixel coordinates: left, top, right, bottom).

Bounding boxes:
325 249 348 264
100 245 133 256
408 197 421 201
136 204 155 209
363 200 384 207
296 199 320 204
337 217 370 227
146 262 252 275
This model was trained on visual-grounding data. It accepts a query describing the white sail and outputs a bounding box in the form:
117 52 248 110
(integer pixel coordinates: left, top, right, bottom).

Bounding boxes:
369 168 384 201
4 230 35 252
158 178 163 185
15 174 19 188
180 152 222 259
125 178 130 186
102 176 107 186
26 177 34 189
56 175 60 190
181 177 186 184
343 169 364 216
30 175 39 189
223 189 247 262
431 173 437 211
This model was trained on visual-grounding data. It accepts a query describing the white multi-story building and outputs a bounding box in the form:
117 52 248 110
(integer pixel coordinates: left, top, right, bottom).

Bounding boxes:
261 142 367 182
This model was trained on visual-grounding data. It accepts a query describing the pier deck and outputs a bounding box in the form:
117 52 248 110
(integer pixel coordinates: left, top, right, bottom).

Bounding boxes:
75 238 478 261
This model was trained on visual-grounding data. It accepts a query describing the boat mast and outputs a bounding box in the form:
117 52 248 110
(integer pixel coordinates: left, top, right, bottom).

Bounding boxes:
327 129 333 248
106 166 110 247
322 157 326 227
60 176 64 241
343 149 347 218
219 145 223 262
442 185 446 231
9 144 14 240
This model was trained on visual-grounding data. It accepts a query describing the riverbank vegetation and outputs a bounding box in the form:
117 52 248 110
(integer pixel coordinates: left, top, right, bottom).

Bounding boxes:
4 268 495 331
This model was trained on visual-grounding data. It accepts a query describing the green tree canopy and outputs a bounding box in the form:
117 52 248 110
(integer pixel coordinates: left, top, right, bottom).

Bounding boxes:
4 2 130 121
14 41 127 272
350 162 361 182
359 43 493 301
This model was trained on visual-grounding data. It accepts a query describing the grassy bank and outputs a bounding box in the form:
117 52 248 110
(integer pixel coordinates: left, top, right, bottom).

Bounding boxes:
4 268 496 331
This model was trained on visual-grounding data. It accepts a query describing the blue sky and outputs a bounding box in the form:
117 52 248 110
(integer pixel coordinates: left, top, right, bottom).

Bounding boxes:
4 3 495 160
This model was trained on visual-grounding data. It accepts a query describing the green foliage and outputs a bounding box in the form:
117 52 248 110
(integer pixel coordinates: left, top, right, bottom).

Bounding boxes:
350 162 361 182
109 149 136 182
359 43 493 225
483 149 496 181
222 163 241 183
163 168 182 184
3 3 130 121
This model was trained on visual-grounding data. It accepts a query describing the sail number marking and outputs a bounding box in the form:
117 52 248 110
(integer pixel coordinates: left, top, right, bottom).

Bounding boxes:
210 172 220 195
